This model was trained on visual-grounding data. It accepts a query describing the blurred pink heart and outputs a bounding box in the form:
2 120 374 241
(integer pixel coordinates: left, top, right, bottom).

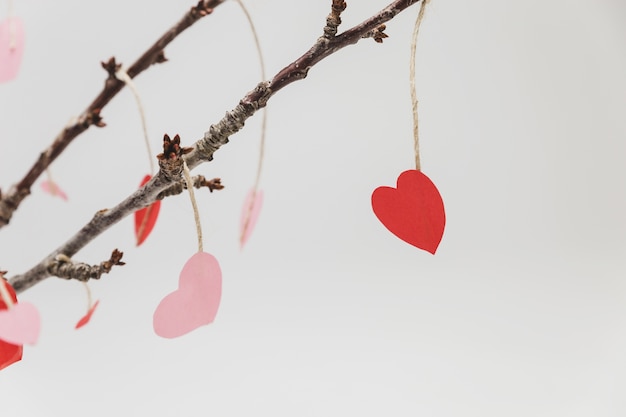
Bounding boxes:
240 189 263 248
153 252 222 338
0 17 25 83
0 302 40 345
41 180 69 201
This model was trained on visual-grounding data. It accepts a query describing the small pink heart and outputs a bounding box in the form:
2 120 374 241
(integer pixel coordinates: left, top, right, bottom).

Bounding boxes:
240 189 263 248
153 252 222 338
41 180 69 201
0 302 40 345
0 17 25 83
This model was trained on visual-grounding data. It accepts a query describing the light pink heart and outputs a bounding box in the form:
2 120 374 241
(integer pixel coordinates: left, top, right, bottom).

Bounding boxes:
41 180 69 201
0 302 40 345
153 252 222 338
240 189 263 248
0 17 25 83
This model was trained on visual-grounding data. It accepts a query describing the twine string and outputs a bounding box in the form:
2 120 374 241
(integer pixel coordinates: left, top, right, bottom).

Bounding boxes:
7 0 16 50
235 0 268 246
115 68 155 174
410 0 429 171
183 161 204 253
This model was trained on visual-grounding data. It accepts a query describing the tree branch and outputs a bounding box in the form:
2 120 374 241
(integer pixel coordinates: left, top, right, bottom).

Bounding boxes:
48 250 125 282
0 0 226 229
8 0 423 293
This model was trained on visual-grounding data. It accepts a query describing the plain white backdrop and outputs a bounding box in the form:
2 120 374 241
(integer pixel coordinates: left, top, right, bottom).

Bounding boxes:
1 0 626 415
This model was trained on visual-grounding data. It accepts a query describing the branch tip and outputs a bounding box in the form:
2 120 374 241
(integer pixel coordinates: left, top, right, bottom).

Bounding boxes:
47 249 125 282
101 57 122 78
363 24 389 43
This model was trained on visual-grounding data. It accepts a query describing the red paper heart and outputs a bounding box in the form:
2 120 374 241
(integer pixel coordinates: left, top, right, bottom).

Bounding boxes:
134 174 161 246
153 252 222 338
371 169 446 254
0 280 23 371
75 300 99 329
0 17 25 83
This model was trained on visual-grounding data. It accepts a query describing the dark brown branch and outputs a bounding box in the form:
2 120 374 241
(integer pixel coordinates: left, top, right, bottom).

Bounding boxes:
48 250 125 282
0 0 226 229
9 0 423 294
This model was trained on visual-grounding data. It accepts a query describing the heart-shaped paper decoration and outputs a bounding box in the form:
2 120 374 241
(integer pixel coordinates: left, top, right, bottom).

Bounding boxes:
41 180 69 201
0 302 40 345
240 188 263 248
0 17 25 83
0 281 22 371
371 169 446 254
153 252 222 338
75 300 99 329
134 174 161 246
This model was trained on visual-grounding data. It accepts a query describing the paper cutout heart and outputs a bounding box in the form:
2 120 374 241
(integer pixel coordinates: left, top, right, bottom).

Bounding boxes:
153 252 222 338
240 188 263 248
134 174 161 246
0 281 22 371
41 180 69 201
371 169 446 254
75 300 99 329
0 302 40 345
0 17 25 83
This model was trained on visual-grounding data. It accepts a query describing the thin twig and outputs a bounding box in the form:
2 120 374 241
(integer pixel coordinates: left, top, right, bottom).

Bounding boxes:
9 0 424 294
48 250 125 282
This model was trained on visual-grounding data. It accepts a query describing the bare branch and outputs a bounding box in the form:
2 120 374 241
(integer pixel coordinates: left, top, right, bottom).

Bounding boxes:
48 250 125 282
158 176 224 199
323 0 348 39
8 0 424 294
0 0 226 229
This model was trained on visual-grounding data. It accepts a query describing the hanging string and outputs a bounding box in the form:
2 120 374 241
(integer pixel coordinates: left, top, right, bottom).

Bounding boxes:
410 0 430 171
234 0 267 192
182 161 204 253
235 0 268 246
7 0 16 50
115 68 155 174
82 282 93 311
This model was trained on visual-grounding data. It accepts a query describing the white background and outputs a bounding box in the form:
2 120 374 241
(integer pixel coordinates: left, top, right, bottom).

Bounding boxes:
1 0 626 415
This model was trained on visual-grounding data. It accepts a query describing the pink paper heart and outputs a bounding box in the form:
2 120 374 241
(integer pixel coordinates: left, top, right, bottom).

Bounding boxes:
240 189 263 248
153 252 222 338
41 180 69 201
0 17 25 83
0 302 40 345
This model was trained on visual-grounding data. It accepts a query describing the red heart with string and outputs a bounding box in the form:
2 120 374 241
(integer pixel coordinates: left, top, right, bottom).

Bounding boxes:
372 169 445 254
